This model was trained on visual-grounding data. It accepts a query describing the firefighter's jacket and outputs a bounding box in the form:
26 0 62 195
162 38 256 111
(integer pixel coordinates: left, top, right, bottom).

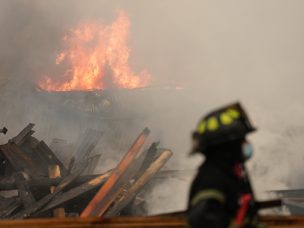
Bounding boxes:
187 159 259 228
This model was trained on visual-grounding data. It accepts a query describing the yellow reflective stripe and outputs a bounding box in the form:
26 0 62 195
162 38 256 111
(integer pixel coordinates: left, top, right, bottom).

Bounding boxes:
227 108 240 119
197 120 206 134
207 117 219 131
190 189 225 207
220 113 233 125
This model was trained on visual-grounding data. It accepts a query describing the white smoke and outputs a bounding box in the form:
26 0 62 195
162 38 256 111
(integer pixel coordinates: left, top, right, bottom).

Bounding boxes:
0 0 303 215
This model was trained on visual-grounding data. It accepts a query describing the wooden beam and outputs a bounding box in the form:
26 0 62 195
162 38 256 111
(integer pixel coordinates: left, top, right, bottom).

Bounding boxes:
11 157 91 219
0 174 107 190
0 143 40 175
80 128 150 217
48 165 65 217
37 171 112 215
105 150 173 216
13 172 35 209
10 123 35 145
0 198 21 218
36 141 68 177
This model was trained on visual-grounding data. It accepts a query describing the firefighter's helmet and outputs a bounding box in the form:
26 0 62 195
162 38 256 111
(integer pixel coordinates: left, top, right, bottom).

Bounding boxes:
191 102 256 154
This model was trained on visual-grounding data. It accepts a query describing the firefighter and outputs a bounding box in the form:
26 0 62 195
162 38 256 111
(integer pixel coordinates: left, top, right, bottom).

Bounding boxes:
187 102 263 228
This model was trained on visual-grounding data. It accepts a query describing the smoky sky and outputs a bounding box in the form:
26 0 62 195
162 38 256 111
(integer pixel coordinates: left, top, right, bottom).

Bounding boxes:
1 0 304 213
1 0 304 96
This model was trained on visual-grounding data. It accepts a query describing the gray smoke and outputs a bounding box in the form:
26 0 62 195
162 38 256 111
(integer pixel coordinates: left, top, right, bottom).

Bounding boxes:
0 0 303 215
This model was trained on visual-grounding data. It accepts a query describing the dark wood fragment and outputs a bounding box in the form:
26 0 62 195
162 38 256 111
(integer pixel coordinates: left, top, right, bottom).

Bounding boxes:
13 172 36 208
35 141 68 177
11 157 91 219
81 128 150 217
105 150 172 216
0 197 21 218
0 143 40 175
10 123 35 145
37 171 111 214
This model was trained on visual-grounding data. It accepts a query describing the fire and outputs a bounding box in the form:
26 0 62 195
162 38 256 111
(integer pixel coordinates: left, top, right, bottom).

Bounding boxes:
39 11 150 91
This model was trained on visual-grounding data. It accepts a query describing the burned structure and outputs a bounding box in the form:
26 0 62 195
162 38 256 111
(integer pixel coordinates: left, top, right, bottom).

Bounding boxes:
0 123 173 219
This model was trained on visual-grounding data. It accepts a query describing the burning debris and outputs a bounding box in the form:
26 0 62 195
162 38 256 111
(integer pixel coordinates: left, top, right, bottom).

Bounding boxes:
0 123 173 219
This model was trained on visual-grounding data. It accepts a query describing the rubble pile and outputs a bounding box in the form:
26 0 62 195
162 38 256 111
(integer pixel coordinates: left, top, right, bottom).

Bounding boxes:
0 124 172 219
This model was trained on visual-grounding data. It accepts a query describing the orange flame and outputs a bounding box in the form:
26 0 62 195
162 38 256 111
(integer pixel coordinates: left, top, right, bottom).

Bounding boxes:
39 11 150 91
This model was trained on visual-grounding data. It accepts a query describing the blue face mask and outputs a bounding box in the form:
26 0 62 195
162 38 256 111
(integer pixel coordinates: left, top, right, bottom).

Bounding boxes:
242 142 253 161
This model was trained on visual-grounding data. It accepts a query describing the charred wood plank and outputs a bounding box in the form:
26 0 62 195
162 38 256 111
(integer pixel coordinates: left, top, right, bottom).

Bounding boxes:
11 157 92 219
0 143 41 175
10 123 35 145
80 128 150 217
110 142 159 194
131 142 159 181
35 141 68 177
37 170 111 215
0 174 106 190
105 150 173 216
13 172 36 208
49 139 71 168
48 164 65 217
0 168 181 191
0 198 22 218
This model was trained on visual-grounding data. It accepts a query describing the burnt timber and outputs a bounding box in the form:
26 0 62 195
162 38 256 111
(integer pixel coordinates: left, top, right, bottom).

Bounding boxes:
0 124 174 219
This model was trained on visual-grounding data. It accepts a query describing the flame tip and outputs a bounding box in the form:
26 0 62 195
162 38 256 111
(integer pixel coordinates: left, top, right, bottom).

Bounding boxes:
39 10 150 92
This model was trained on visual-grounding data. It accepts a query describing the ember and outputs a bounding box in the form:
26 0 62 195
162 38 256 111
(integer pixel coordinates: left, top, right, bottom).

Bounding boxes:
39 10 150 91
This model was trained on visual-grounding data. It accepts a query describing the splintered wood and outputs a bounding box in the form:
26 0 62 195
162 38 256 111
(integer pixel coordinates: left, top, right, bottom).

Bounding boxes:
0 124 174 219
81 128 150 217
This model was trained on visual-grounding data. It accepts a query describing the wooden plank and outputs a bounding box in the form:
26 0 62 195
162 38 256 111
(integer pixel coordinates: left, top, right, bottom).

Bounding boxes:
0 168 179 191
0 197 21 218
49 139 70 165
37 171 112 214
0 143 40 175
48 164 65 217
35 141 68 177
10 123 35 145
0 174 106 190
132 142 159 181
105 150 173 216
13 172 35 208
105 142 158 191
11 157 92 219
80 128 150 217
16 130 35 146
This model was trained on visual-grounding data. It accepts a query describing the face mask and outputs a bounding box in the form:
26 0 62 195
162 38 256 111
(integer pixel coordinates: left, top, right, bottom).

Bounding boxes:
242 142 253 161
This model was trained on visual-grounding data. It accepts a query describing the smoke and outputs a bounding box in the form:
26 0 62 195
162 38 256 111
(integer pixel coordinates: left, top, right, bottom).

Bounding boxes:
0 0 304 215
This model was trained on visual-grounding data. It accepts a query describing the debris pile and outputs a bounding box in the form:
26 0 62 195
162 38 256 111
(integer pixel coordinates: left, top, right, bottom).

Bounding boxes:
0 124 172 219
